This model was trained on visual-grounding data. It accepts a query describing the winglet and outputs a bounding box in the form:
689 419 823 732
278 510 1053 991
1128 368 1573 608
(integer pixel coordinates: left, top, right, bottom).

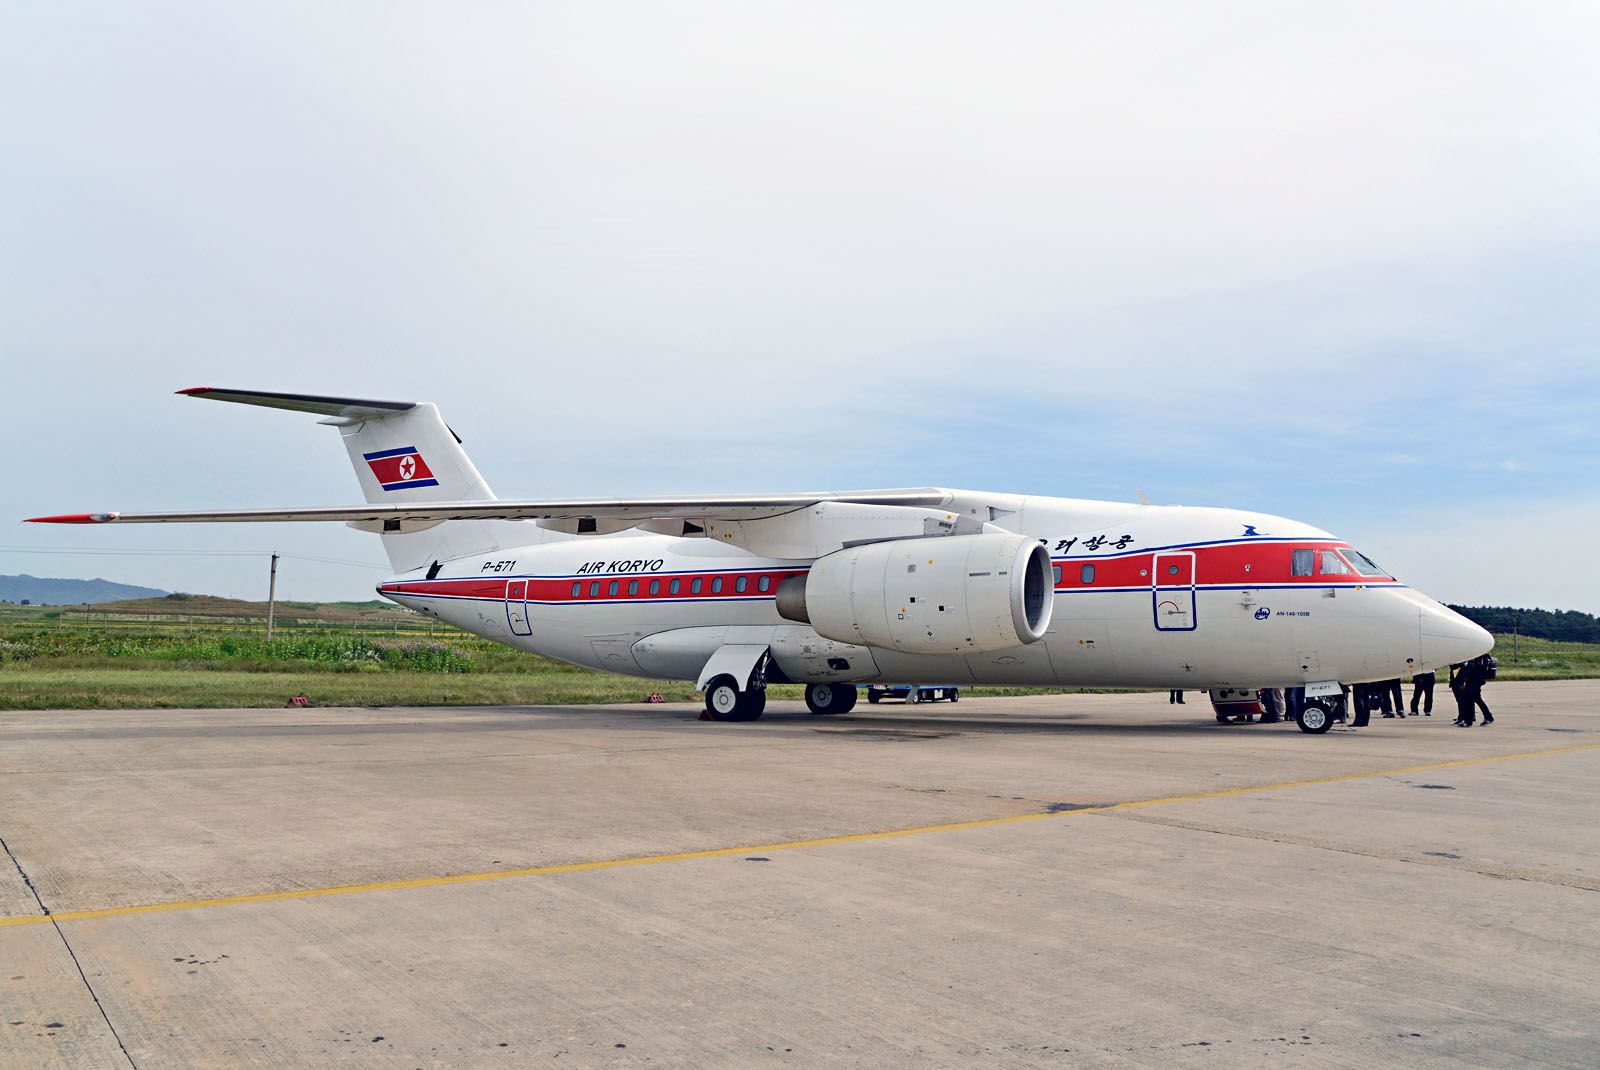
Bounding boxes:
25 512 119 524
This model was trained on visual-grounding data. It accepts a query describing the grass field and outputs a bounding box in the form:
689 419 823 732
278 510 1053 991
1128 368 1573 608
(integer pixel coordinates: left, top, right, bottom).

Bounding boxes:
0 597 1593 710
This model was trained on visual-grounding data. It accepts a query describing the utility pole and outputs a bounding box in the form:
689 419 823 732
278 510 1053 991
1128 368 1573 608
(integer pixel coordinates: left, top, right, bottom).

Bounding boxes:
266 552 279 642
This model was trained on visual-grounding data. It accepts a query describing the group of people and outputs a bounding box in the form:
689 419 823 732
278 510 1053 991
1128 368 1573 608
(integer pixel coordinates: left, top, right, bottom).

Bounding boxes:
1332 657 1497 728
1176 653 1499 729
1447 656 1496 726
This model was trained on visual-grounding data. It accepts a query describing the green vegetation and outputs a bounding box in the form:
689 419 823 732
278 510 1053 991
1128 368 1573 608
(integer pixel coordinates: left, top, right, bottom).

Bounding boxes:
0 599 705 710
0 597 1593 711
1450 604 1600 645
1486 634 1600 681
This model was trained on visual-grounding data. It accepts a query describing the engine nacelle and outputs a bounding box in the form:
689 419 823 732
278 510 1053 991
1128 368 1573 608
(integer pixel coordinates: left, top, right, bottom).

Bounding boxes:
776 533 1054 655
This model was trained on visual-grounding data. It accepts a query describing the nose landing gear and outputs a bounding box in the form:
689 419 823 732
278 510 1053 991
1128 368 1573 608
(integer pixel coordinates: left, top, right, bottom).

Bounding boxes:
1295 699 1335 734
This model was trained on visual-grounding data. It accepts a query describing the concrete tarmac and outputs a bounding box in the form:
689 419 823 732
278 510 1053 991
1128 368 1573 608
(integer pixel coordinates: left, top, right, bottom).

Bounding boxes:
2 681 1597 1068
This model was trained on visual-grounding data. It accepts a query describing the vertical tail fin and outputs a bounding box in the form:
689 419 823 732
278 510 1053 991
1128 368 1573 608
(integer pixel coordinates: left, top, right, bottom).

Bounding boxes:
178 388 535 572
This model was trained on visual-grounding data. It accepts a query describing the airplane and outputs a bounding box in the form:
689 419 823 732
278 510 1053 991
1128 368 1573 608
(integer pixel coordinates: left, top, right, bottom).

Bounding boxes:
29 388 1494 733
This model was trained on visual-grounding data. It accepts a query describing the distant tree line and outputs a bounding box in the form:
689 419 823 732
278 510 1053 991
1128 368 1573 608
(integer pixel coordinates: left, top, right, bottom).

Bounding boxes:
1448 605 1600 645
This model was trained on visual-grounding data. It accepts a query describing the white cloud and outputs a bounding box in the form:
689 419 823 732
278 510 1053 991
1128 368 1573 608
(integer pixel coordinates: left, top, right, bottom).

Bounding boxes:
3 2 1597 602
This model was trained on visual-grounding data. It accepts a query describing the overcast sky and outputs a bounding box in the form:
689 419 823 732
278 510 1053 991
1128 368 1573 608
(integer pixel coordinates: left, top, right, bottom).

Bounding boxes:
4 2 1598 611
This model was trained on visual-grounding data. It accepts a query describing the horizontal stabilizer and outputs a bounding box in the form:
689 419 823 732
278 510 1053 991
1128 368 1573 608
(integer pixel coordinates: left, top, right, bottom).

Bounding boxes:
177 387 415 419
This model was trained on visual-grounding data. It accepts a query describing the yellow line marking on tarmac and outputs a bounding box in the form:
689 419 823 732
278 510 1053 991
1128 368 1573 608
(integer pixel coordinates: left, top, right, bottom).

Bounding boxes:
3 741 1596 930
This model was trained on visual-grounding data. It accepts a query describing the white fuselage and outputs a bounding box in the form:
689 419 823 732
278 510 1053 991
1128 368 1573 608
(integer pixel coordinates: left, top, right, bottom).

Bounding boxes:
377 491 1491 691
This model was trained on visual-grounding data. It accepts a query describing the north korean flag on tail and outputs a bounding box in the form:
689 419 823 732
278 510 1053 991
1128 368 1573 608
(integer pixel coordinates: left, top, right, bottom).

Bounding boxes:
364 446 439 491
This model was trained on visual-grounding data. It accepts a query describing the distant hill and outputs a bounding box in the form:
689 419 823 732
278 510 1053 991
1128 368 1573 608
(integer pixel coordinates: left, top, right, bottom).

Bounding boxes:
1449 604 1600 645
66 593 415 624
0 574 170 606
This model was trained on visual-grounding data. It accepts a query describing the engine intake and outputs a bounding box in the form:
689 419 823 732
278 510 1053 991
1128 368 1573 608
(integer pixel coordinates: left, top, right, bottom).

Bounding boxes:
776 533 1053 655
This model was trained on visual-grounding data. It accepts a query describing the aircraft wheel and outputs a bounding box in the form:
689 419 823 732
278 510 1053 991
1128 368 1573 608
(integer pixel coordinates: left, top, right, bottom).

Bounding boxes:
867 689 881 704
1296 700 1334 734
806 683 856 715
733 688 766 721
705 676 742 720
1216 712 1231 723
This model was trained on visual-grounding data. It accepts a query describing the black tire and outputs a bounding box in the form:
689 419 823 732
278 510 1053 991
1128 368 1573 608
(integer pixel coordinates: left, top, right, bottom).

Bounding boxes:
949 690 958 703
704 676 741 720
1296 700 1334 734
867 689 882 704
806 683 856 715
1216 712 1231 723
731 688 766 721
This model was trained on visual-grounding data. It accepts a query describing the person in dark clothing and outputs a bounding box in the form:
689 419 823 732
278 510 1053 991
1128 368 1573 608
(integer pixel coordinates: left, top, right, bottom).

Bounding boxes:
1349 683 1370 727
1469 656 1495 725
1451 662 1478 726
1384 678 1405 718
1286 686 1305 721
1169 690 1184 704
1411 670 1435 715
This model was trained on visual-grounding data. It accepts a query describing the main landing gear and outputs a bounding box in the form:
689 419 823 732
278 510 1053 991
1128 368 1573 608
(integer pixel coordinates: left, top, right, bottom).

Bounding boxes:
805 682 858 715
703 675 766 721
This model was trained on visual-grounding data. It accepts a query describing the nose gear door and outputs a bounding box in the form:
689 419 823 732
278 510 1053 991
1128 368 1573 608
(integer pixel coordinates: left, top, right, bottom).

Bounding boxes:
1152 551 1196 632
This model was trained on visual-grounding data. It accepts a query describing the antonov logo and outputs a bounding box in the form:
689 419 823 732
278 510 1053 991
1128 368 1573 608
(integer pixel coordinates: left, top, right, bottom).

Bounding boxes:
364 446 438 491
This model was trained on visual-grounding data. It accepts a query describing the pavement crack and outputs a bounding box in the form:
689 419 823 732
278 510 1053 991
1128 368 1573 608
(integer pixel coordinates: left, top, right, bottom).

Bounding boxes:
1095 810 1600 893
0 832 138 1067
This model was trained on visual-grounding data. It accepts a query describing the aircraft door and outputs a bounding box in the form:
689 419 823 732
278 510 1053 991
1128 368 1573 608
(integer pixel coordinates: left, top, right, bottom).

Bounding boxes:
506 579 532 636
1152 551 1196 632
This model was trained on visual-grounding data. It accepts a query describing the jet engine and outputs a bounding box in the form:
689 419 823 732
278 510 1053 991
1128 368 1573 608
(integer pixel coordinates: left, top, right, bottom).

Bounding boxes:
776 532 1054 655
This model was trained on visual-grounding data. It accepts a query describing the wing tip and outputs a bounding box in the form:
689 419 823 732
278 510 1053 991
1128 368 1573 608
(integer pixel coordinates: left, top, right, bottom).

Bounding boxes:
175 386 215 396
26 512 118 524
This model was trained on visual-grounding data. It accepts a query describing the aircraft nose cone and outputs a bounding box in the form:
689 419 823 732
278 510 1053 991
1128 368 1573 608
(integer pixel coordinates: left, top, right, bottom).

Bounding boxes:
1420 603 1494 669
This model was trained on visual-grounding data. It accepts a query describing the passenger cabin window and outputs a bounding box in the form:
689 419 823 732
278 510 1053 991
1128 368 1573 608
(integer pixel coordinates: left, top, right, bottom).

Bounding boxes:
589 581 600 597
711 577 724 594
1342 549 1388 577
735 576 748 593
691 578 703 594
608 580 619 596
628 579 639 596
571 582 581 598
1291 549 1314 577
757 575 771 593
669 578 681 595
649 579 661 596
1053 565 1063 585
1318 551 1352 576
1080 563 1095 584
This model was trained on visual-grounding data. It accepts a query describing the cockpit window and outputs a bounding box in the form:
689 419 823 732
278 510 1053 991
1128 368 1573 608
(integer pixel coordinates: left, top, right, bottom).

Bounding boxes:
1291 549 1314 577
1318 550 1352 576
1341 548 1388 577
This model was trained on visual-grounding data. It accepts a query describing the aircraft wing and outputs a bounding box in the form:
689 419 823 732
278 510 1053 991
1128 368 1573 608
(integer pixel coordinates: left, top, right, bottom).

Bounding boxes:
26 489 952 526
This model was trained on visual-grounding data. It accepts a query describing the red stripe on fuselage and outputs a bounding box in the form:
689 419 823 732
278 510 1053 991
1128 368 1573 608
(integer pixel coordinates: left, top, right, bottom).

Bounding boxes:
377 541 1394 607
1053 540 1393 590
381 568 808 603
